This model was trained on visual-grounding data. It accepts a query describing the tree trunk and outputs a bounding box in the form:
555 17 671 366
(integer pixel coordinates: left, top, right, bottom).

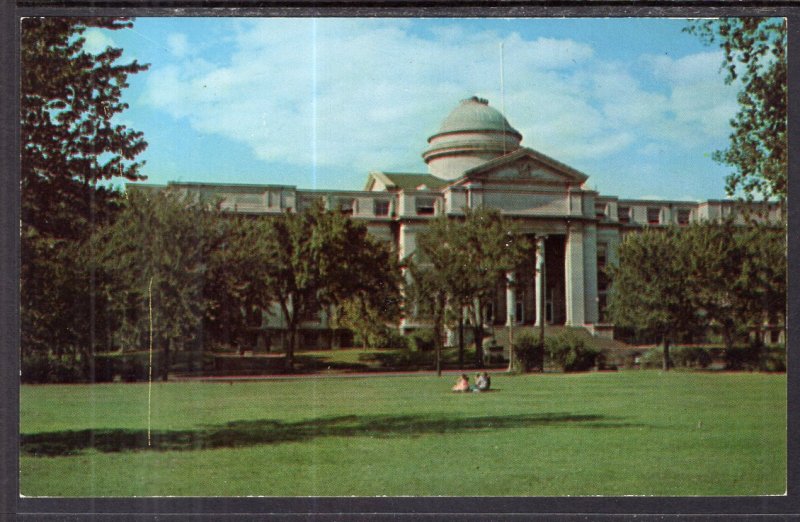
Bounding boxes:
328 305 335 350
662 336 670 372
507 322 515 372
280 299 296 372
285 325 297 372
434 292 445 377
722 323 735 354
472 303 485 368
162 338 170 381
538 335 545 373
457 315 464 370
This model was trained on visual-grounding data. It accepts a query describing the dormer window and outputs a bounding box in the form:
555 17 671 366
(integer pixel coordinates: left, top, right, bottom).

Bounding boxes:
373 199 390 216
618 206 630 224
337 198 356 215
647 207 661 225
416 197 436 215
677 208 691 226
595 203 607 220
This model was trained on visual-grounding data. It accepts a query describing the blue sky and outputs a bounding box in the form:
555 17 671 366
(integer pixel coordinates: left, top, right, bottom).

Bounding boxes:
87 17 742 201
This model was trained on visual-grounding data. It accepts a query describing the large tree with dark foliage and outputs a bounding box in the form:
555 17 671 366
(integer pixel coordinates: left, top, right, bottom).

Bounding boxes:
20 18 148 370
248 201 402 371
92 190 221 381
608 228 701 371
414 207 529 371
609 221 785 369
21 17 148 237
682 219 785 353
685 18 787 202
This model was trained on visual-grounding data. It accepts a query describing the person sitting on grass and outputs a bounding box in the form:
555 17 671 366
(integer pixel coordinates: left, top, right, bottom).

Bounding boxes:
452 374 470 392
472 372 490 392
476 371 491 392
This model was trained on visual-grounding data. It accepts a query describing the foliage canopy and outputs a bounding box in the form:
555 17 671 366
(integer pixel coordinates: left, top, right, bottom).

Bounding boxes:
685 18 787 202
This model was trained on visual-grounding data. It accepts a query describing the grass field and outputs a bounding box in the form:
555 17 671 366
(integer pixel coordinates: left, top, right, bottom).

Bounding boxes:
20 371 785 496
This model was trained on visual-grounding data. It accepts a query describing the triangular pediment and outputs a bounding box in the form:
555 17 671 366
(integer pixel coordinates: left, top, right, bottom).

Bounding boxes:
461 148 589 186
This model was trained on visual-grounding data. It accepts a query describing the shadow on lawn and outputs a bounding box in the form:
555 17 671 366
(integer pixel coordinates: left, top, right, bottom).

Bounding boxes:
21 412 643 457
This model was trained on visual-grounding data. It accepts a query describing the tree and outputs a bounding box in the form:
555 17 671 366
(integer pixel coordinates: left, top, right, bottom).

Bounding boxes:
254 201 401 371
608 228 701 370
92 190 221 380
683 219 786 352
21 17 148 237
204 215 276 352
334 244 403 349
414 207 530 370
735 222 786 343
459 208 530 366
681 219 747 353
609 219 785 367
20 18 148 369
412 215 464 373
685 18 787 202
406 260 449 376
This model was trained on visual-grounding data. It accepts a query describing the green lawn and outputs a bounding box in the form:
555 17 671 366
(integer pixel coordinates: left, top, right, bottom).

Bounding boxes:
20 371 786 496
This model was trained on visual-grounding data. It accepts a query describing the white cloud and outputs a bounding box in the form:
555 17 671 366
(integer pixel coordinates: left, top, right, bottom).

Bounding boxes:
141 19 739 179
82 28 114 54
167 33 190 58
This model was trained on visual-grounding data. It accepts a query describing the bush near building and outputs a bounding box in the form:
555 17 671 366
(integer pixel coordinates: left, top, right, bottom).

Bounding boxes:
544 329 602 372
639 343 785 372
511 332 544 372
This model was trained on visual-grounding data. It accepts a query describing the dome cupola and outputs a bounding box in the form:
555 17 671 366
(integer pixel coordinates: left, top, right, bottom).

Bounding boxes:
423 97 522 180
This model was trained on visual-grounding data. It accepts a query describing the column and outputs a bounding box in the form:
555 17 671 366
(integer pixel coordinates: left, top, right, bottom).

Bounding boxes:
583 223 599 324
505 271 515 326
565 224 585 326
534 235 546 327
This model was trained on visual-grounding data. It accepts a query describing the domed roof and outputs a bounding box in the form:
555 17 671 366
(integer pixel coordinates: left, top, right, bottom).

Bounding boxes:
422 97 523 179
435 96 521 137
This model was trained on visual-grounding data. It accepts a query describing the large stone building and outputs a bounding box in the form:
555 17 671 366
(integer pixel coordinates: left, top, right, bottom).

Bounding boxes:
137 96 782 347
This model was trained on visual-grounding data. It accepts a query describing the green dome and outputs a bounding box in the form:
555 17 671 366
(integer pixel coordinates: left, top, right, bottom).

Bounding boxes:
436 96 521 137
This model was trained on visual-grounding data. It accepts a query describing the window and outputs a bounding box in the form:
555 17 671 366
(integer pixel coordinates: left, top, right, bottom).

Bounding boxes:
677 208 691 226
597 244 608 292
337 198 355 215
598 294 608 323
595 203 607 220
617 206 630 224
298 197 323 212
416 197 436 215
647 207 661 225
373 199 390 216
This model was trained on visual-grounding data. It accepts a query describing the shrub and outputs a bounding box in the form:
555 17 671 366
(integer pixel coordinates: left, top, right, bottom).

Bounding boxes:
725 343 786 372
759 344 786 372
21 352 88 384
377 328 409 350
408 328 435 352
545 330 600 372
359 348 433 369
512 332 544 372
639 348 666 369
671 346 713 369
640 345 709 370
724 344 761 371
93 351 164 382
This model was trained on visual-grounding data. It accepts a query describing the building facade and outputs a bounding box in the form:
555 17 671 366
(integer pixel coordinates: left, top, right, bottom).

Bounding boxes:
137 97 782 345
